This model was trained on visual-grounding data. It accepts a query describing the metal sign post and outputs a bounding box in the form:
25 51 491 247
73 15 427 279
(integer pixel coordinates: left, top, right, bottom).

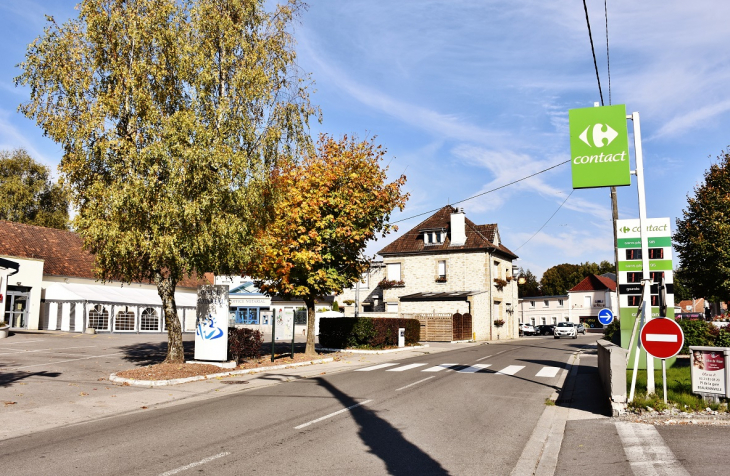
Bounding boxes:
641 318 684 404
271 308 276 363
291 310 296 357
629 111 655 395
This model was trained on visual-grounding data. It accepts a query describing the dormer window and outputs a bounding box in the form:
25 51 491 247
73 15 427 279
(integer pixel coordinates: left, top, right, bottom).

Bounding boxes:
426 233 433 244
423 229 444 246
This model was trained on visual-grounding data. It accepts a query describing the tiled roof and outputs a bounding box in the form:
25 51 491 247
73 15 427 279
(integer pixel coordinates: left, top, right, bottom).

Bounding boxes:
378 206 517 258
0 221 210 289
569 274 617 292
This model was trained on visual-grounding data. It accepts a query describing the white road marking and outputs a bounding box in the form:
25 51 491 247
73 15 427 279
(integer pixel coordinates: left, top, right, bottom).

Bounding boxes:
475 355 492 362
422 363 459 372
294 400 372 429
355 363 399 372
646 334 677 342
387 363 427 372
0 339 44 346
396 377 434 391
615 421 690 475
457 364 491 373
158 452 231 476
495 365 524 376
0 345 97 356
535 366 561 378
8 352 123 370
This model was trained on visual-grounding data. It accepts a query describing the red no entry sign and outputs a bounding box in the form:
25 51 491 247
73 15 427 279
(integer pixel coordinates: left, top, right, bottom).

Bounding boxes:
640 318 684 359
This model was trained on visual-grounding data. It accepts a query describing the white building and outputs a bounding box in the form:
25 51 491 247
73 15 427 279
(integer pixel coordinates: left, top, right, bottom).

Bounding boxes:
518 295 570 327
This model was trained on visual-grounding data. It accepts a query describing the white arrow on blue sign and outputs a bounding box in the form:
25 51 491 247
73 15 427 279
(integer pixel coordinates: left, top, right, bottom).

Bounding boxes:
598 308 614 326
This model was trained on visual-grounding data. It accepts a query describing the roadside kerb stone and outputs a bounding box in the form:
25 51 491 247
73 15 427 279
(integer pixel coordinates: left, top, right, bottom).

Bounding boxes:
318 344 430 354
110 357 334 387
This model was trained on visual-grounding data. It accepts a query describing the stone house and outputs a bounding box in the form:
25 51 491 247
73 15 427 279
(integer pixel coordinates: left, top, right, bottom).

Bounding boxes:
370 206 519 341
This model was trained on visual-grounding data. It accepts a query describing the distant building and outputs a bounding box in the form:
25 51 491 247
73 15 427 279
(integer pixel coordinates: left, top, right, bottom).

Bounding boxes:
518 295 570 327
568 274 618 329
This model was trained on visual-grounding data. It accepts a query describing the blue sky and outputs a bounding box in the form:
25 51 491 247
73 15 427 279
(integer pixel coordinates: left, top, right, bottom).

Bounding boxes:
2 1 730 279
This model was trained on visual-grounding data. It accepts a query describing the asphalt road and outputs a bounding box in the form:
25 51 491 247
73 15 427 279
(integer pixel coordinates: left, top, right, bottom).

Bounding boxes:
0 336 584 475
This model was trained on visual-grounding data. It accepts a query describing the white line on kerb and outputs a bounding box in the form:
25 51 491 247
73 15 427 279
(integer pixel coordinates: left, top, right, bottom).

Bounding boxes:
158 452 230 476
646 334 677 342
615 422 690 475
294 400 372 430
396 377 434 391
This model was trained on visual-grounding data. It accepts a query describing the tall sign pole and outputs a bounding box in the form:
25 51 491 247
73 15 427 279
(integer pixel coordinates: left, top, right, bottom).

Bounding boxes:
629 111 655 394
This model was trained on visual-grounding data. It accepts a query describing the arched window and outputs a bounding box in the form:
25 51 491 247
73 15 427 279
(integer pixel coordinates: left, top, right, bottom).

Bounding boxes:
141 308 159 331
114 306 136 331
88 305 109 330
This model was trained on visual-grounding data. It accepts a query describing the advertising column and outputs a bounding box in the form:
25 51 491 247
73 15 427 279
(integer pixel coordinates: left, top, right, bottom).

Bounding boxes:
617 217 674 369
195 285 229 361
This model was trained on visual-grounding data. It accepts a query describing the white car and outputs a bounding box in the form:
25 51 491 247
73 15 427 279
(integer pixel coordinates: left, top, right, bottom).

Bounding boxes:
520 323 535 336
554 322 577 339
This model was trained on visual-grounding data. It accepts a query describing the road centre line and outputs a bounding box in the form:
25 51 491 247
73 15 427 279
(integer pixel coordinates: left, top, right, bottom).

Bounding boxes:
9 352 123 370
396 377 435 391
158 452 231 476
0 345 98 356
294 400 372 430
475 355 492 362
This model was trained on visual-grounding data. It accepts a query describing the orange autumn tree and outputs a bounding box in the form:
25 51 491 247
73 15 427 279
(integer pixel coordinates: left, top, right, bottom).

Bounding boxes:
247 134 408 356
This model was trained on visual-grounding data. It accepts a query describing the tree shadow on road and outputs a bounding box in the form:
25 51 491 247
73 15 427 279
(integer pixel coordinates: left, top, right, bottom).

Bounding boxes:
0 370 62 387
308 377 449 475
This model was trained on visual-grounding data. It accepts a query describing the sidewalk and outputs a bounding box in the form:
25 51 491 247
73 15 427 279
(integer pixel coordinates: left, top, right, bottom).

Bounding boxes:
0 330 487 440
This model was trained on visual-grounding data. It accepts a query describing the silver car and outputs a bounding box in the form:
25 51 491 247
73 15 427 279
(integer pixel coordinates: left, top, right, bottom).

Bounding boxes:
554 322 577 339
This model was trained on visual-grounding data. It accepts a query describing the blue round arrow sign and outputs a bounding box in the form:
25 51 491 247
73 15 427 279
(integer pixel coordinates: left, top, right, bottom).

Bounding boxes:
598 308 614 326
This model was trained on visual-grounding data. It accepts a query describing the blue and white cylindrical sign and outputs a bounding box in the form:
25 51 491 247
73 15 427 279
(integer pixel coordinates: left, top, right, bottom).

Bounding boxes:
598 308 614 326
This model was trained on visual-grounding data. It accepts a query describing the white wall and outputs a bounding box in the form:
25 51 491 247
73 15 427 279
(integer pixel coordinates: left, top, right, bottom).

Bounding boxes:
2 256 45 330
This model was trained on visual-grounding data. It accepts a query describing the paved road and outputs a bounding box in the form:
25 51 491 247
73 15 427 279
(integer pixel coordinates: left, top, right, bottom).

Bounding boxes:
1 336 584 475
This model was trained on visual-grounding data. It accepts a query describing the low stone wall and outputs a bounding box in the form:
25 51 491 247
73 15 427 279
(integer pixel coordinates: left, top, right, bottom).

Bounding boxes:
597 339 628 415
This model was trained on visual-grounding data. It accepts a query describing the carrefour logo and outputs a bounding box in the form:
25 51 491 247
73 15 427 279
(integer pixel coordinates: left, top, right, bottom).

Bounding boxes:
579 123 619 148
620 226 631 233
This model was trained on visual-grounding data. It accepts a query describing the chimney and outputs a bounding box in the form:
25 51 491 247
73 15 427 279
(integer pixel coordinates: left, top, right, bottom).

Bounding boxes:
450 208 466 246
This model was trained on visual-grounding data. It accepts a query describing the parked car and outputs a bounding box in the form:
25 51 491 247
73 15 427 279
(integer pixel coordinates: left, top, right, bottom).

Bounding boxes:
519 323 536 336
535 324 555 336
574 323 586 335
554 322 577 339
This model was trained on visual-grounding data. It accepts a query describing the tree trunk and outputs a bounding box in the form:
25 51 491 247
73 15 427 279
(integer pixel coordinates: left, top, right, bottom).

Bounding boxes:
304 296 317 356
154 271 185 363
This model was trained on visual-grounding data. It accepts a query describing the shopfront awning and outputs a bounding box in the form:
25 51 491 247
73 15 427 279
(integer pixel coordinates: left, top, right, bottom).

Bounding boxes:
44 282 198 307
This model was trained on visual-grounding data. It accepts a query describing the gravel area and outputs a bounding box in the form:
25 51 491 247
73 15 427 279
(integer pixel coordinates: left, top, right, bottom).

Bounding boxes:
115 352 344 381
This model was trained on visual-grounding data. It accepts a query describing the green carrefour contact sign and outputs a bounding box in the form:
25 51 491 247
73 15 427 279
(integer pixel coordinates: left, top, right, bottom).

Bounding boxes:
569 104 631 189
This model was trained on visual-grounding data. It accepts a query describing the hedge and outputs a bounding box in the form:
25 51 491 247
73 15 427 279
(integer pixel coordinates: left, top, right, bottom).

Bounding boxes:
228 327 263 364
319 318 420 349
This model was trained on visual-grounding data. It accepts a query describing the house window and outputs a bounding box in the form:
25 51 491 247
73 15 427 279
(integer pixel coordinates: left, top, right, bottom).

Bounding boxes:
557 299 564 307
564 317 570 322
438 260 446 279
493 261 501 279
386 302 398 313
543 300 549 308
529 301 535 308
584 296 591 308
530 317 536 326
552 317 557 324
234 308 259 325
426 232 433 244
435 231 442 243
387 263 401 281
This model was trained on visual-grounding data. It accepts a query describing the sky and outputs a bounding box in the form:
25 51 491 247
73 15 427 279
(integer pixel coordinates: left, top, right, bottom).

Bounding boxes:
1 1 729 279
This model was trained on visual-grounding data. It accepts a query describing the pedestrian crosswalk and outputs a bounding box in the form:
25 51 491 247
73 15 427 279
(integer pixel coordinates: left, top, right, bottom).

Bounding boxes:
355 362 562 378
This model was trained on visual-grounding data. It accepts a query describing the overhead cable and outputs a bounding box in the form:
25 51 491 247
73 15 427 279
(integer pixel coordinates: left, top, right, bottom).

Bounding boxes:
514 190 575 251
582 0 604 105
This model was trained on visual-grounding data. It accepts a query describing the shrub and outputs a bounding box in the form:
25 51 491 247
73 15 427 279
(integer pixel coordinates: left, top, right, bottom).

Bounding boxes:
332 301 339 312
603 318 621 345
676 319 714 354
228 327 263 364
319 318 420 349
714 328 730 347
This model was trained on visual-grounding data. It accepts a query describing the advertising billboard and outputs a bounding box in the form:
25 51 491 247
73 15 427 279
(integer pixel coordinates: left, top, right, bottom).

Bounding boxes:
569 104 631 189
195 285 229 361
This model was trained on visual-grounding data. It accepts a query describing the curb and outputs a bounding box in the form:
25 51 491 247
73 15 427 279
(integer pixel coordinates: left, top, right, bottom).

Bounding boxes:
109 357 334 387
318 344 429 354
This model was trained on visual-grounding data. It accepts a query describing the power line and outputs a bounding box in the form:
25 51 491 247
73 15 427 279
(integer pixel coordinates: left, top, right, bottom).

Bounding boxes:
582 0 604 105
604 0 611 105
391 160 570 224
514 190 574 251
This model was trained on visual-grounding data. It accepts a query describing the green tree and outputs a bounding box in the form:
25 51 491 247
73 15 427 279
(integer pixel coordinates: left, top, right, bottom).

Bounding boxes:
517 268 540 298
540 261 615 296
674 149 730 304
672 268 693 304
244 135 408 356
0 149 68 229
16 0 317 363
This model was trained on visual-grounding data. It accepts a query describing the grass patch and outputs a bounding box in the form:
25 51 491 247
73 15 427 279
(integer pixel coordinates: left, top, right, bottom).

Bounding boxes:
544 398 555 406
627 360 729 412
